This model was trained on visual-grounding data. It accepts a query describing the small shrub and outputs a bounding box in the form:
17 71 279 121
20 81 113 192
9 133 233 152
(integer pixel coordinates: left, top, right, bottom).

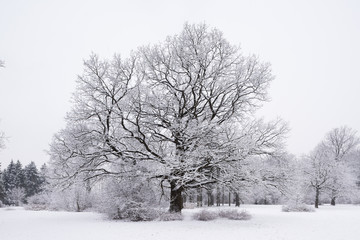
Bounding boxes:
123 207 159 222
192 209 218 221
26 193 50 211
114 201 160 221
0 200 3 208
282 203 315 212
218 209 252 220
158 212 184 221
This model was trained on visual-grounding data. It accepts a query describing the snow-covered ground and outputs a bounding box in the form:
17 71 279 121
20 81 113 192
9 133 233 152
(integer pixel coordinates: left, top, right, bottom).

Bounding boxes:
1 205 360 240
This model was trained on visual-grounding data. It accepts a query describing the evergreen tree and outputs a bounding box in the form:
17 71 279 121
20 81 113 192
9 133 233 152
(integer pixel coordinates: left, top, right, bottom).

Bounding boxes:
0 165 5 203
24 162 41 198
39 163 48 190
3 160 16 192
14 160 25 189
1 161 48 205
3 160 26 205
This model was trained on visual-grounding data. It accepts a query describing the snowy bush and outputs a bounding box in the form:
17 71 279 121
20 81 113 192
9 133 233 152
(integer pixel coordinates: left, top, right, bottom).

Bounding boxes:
192 209 218 221
26 193 51 211
48 185 93 212
93 178 161 220
218 209 252 220
7 187 26 206
115 201 160 221
192 209 252 221
282 203 315 212
158 212 183 221
0 200 3 208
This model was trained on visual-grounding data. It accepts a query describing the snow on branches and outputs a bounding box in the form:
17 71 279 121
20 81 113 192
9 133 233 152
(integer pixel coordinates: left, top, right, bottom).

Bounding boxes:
49 23 288 212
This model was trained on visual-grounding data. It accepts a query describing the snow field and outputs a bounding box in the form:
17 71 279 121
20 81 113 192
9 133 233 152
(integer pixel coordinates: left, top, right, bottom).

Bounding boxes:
1 205 360 240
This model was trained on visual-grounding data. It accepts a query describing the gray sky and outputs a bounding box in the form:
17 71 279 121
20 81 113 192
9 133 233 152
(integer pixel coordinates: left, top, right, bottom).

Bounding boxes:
1 0 360 168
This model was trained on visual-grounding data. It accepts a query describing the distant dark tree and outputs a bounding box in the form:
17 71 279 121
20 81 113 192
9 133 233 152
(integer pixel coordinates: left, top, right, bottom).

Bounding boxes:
0 165 5 203
24 162 42 198
2 160 46 205
3 160 16 192
14 160 25 189
0 122 5 203
2 160 26 205
39 163 49 190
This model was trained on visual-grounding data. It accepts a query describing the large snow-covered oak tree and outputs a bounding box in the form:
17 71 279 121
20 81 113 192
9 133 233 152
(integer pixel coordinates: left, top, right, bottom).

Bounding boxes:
49 23 288 213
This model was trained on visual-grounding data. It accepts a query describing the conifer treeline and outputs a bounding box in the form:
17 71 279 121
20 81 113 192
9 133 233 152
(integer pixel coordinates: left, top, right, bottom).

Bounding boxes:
0 160 47 206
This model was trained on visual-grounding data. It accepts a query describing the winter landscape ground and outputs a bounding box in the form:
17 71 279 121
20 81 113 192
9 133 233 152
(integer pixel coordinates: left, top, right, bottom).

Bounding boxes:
1 205 360 240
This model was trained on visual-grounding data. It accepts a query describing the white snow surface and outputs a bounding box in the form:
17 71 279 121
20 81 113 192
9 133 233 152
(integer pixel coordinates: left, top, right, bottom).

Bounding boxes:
1 205 360 240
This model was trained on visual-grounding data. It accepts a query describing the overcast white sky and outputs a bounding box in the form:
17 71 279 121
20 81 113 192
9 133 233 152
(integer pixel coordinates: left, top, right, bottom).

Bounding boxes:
1 0 360 169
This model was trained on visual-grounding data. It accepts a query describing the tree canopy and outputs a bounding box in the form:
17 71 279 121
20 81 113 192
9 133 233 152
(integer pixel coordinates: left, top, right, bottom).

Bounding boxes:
49 23 288 212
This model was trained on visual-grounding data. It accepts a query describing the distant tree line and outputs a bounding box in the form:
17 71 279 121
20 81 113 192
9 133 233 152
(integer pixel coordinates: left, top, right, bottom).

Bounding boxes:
0 160 47 206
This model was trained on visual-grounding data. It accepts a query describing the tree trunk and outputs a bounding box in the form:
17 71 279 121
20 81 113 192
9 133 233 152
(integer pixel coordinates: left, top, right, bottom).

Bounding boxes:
207 189 214 206
330 188 336 206
222 186 225 206
330 197 336 206
228 192 231 206
169 180 183 213
197 188 203 207
235 192 240 207
315 187 320 208
216 187 221 206
76 199 81 212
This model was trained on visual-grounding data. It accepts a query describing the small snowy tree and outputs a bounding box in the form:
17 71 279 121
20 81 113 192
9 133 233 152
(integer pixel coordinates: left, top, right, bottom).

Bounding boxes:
322 126 359 205
0 166 5 204
347 150 360 203
303 144 334 208
238 151 292 205
279 154 316 211
3 160 25 195
7 187 26 206
92 176 159 219
288 164 308 205
47 179 92 212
